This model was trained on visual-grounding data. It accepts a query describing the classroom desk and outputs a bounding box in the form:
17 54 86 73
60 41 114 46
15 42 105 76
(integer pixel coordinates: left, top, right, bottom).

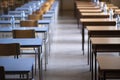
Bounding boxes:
108 6 119 10
97 56 120 80
8 11 30 15
43 14 54 22
0 57 34 80
0 26 49 71
86 26 120 65
15 7 33 11
0 26 48 33
0 20 51 26
74 1 98 17
80 18 116 54
90 37 120 80
0 14 53 21
0 38 43 80
115 9 120 13
0 15 28 20
75 7 102 28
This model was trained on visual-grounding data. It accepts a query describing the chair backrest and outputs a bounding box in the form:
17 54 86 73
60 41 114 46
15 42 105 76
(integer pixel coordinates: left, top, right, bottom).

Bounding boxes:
0 66 5 80
0 43 20 56
28 14 42 20
35 10 44 16
40 4 50 14
12 29 35 38
20 20 38 27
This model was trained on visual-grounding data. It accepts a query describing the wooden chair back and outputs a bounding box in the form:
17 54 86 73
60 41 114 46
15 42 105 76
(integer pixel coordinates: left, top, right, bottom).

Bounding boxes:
12 30 35 38
0 43 20 56
20 20 38 27
28 14 42 20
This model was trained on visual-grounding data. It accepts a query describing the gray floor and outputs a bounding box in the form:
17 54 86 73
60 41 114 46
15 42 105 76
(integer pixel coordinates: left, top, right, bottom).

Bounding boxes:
43 11 91 80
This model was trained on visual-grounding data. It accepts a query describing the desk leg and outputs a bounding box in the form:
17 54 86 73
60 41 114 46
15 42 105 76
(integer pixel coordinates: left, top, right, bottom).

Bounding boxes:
38 46 43 80
44 32 48 71
88 35 90 65
48 24 51 54
103 71 106 80
74 2 76 18
90 40 92 71
94 51 97 80
82 25 84 55
91 50 93 80
77 9 80 28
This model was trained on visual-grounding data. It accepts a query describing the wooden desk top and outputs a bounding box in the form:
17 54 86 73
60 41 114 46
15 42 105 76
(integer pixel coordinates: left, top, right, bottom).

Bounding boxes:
108 6 119 10
80 18 116 26
80 18 116 22
115 9 120 12
91 37 120 44
80 13 109 18
76 4 97 7
76 4 96 7
97 56 120 71
77 6 100 9
79 9 102 13
114 9 120 14
86 26 120 31
81 13 109 16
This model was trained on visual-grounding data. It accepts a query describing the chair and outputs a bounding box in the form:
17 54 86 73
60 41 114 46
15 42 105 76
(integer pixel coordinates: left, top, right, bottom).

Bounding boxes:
40 5 51 14
33 9 44 16
20 20 40 37
28 14 42 21
12 29 37 73
0 43 34 80
20 20 38 27
0 66 5 80
12 29 37 55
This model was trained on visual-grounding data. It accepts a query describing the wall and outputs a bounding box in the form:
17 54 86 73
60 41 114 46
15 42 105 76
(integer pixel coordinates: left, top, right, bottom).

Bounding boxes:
60 0 91 11
59 0 74 10
110 0 120 8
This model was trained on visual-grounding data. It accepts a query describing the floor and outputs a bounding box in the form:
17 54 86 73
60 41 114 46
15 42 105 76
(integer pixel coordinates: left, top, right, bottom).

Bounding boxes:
41 10 120 80
42 10 91 80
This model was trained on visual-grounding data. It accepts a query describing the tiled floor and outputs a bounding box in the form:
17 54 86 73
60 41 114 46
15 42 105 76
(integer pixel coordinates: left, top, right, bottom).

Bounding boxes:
42 11 91 80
